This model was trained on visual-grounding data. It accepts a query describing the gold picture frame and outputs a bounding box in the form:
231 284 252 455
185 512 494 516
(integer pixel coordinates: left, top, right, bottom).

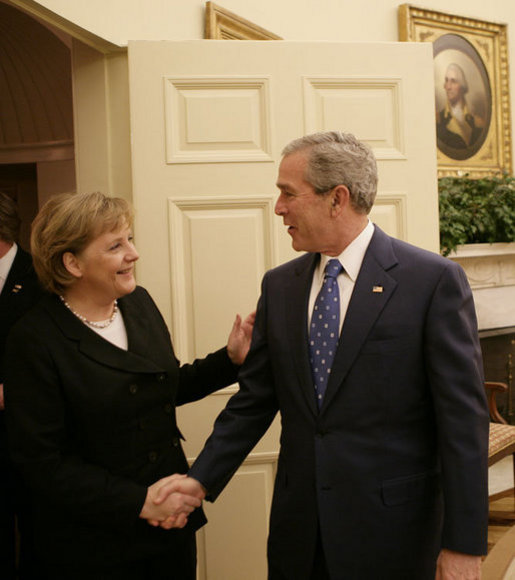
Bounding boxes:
205 2 282 40
399 4 512 177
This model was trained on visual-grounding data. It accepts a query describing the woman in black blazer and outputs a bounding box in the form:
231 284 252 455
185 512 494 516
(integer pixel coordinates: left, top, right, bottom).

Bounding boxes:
4 192 253 580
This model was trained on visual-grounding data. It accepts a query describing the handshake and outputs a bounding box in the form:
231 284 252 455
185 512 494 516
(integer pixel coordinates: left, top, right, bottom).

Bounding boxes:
139 474 206 529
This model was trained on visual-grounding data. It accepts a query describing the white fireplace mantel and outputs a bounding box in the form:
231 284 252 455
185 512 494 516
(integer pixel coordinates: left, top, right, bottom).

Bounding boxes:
448 242 515 331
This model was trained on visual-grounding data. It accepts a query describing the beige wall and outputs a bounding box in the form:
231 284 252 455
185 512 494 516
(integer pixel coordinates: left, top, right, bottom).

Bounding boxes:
25 0 515 168
25 1 515 44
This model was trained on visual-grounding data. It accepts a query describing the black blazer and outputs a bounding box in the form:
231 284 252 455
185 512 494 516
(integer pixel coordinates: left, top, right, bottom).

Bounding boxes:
189 226 490 579
0 246 42 381
4 287 238 568
0 246 43 459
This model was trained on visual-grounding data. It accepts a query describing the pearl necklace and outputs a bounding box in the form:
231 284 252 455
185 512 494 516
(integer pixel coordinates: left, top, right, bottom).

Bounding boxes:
59 295 118 329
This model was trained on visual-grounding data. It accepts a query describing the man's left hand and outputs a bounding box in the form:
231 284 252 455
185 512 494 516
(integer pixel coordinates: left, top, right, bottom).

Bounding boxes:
435 549 481 579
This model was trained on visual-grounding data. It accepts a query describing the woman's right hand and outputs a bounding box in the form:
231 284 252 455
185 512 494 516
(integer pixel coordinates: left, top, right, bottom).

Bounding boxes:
140 474 201 529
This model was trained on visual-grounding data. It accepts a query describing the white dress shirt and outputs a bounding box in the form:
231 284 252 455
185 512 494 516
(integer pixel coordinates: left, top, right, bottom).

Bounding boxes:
88 309 128 350
0 242 18 295
308 221 375 334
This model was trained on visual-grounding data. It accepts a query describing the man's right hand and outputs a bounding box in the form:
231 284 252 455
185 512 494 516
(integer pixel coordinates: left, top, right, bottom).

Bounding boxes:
150 474 206 529
140 474 203 529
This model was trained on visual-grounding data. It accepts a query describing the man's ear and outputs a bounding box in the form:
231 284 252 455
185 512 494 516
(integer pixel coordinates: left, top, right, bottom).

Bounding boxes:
330 185 350 215
62 252 83 279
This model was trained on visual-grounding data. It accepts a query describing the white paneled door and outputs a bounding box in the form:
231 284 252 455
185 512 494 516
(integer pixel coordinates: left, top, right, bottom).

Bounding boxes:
128 40 438 579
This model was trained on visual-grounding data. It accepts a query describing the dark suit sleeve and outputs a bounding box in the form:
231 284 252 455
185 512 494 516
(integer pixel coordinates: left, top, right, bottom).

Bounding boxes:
4 321 146 530
135 286 239 406
425 261 489 555
176 348 239 406
189 276 279 499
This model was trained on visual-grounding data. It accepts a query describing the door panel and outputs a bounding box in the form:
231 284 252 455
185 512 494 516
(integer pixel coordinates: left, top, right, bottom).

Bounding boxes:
128 39 437 579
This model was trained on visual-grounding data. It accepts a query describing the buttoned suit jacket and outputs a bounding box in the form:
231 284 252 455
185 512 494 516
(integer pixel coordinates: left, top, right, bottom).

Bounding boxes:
189 226 489 580
4 287 238 569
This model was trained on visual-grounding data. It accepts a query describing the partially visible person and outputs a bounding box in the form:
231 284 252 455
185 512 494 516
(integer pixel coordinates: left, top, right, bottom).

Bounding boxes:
4 191 254 580
437 62 486 150
0 191 43 579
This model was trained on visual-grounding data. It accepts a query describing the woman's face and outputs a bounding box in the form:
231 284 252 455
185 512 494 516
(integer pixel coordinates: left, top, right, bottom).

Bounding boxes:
72 223 139 302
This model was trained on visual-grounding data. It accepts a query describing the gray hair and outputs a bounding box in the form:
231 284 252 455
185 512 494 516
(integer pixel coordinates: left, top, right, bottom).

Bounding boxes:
0 191 21 244
281 131 378 214
446 63 468 94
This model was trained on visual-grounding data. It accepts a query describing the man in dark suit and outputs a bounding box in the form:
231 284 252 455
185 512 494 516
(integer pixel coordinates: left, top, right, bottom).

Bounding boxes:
152 132 489 579
0 192 43 579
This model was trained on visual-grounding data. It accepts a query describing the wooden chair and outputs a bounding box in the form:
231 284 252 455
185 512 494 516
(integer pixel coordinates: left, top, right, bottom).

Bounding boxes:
486 381 515 524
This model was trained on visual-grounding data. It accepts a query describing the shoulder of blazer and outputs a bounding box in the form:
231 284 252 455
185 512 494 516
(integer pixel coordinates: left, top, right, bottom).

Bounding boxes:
37 286 156 340
33 289 167 374
370 224 455 276
265 252 318 281
2 247 40 293
9 246 32 275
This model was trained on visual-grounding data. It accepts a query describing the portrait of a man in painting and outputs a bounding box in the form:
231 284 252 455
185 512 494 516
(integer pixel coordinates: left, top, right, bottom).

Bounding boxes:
434 34 491 161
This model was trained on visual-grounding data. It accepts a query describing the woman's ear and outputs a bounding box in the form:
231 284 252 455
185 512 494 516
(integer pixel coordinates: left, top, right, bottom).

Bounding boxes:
62 252 83 279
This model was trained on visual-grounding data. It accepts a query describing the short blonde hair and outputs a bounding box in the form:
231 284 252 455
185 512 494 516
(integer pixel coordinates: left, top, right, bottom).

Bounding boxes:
31 192 133 294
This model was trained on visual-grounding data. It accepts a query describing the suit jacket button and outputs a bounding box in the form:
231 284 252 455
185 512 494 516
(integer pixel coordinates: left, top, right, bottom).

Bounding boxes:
148 451 158 462
171 437 179 447
164 403 173 414
129 384 138 394
157 373 166 382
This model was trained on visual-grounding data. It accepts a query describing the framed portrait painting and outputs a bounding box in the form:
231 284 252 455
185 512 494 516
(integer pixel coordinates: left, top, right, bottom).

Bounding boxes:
399 5 512 177
205 2 282 40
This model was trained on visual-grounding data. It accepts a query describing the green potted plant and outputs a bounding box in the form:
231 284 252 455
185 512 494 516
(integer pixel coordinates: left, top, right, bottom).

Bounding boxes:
439 173 515 256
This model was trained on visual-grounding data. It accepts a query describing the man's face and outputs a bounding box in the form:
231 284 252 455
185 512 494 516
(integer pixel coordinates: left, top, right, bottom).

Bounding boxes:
274 151 335 254
444 68 464 106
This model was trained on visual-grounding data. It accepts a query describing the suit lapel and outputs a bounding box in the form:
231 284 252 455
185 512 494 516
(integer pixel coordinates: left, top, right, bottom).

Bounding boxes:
320 227 398 412
285 254 320 416
44 293 164 374
117 293 153 359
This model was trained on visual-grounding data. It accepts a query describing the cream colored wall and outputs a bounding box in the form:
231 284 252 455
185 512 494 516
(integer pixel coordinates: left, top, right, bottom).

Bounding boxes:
18 0 205 44
71 41 132 200
26 0 515 43
28 0 515 167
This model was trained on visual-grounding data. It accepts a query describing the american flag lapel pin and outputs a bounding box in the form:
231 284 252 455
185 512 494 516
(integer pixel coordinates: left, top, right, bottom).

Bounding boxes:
372 285 383 293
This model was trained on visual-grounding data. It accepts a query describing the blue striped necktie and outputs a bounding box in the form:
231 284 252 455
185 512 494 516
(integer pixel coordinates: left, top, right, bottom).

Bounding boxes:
309 259 343 409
